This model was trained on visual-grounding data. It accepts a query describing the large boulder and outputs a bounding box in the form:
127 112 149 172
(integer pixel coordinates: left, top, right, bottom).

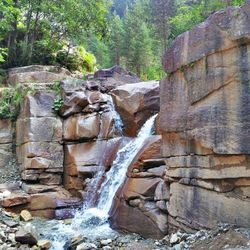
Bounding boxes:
109 136 168 238
7 65 71 85
63 113 100 140
16 117 62 144
111 81 159 136
20 92 56 118
94 65 140 91
160 3 250 231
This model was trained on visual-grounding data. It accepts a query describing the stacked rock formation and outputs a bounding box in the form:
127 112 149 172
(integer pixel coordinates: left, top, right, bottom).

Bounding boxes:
0 65 161 222
160 3 250 232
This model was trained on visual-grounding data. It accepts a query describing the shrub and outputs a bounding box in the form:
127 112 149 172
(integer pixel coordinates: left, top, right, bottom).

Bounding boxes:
56 46 97 73
0 84 37 120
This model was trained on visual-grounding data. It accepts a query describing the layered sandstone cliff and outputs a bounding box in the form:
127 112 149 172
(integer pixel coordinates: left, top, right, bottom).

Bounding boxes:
161 3 250 232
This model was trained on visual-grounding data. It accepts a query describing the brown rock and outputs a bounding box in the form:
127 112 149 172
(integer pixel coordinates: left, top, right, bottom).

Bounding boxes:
64 138 126 169
16 117 62 144
22 157 52 170
39 173 62 185
0 192 30 207
163 4 250 73
87 91 108 104
15 228 37 246
20 210 33 221
94 65 140 91
168 183 250 229
99 111 117 139
17 142 63 169
59 92 88 117
64 176 84 190
8 65 70 85
21 183 57 194
21 169 43 181
37 239 51 249
27 190 81 211
110 198 167 239
123 178 161 200
20 92 56 118
0 119 12 143
111 81 159 136
63 114 100 140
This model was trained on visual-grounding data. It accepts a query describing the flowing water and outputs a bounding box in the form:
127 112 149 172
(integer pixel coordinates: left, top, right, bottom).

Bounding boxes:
41 113 157 249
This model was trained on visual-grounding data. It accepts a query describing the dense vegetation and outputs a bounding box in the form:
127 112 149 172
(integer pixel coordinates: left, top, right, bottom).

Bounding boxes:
0 0 246 80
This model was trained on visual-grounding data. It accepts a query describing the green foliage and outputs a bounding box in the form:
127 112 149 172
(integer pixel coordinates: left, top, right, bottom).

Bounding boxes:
53 98 64 113
0 69 7 84
0 0 109 69
170 0 246 38
56 46 97 73
51 81 62 96
0 85 37 120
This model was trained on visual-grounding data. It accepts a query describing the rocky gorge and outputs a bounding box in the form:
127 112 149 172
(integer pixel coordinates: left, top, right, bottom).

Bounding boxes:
0 2 250 250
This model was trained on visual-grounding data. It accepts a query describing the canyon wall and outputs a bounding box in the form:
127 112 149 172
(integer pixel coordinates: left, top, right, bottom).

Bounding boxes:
160 3 250 232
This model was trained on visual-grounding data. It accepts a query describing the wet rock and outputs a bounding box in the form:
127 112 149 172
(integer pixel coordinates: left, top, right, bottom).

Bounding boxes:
76 242 97 250
111 80 159 136
170 233 180 245
15 228 37 246
2 220 19 228
37 239 51 249
102 246 112 250
20 210 33 222
86 81 100 91
100 239 112 246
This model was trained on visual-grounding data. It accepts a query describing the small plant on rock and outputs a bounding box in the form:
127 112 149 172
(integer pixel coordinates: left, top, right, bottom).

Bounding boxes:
53 98 64 113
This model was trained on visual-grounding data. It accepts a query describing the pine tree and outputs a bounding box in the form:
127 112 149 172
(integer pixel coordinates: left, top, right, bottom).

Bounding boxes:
123 0 153 78
109 14 124 66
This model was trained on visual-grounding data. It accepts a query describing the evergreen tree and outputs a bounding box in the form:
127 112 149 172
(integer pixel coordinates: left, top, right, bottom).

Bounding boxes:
123 0 153 78
109 14 124 66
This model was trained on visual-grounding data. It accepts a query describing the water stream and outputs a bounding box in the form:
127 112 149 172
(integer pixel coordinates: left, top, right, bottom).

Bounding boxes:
40 113 157 249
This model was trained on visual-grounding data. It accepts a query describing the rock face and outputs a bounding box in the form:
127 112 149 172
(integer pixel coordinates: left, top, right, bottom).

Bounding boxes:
110 135 168 239
94 65 140 91
7 65 71 85
16 91 63 185
160 3 250 232
112 81 159 136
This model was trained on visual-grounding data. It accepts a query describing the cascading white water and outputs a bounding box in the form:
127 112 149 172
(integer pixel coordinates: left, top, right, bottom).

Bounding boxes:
41 113 157 250
106 95 123 136
96 114 157 215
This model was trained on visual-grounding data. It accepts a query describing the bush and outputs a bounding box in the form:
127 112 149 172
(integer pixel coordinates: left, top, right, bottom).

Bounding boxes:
56 46 97 73
0 85 37 120
56 50 80 72
31 41 57 65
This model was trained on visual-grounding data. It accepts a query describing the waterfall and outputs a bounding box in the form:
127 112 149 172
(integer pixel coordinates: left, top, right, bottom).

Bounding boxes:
42 114 157 250
96 114 157 215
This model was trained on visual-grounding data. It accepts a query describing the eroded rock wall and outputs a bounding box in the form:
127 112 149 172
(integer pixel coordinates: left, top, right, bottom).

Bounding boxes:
160 3 250 232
